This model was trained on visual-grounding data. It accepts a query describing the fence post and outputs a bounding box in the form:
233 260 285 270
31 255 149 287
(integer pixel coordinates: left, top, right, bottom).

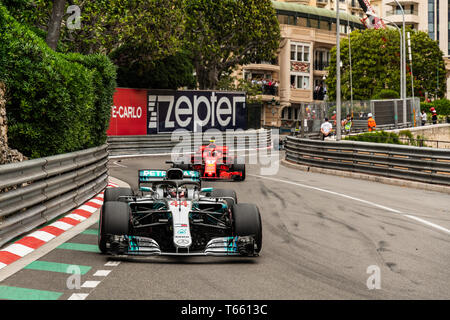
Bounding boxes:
394 100 398 129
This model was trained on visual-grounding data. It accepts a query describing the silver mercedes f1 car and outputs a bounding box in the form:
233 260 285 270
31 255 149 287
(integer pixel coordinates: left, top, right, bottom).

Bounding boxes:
98 168 262 257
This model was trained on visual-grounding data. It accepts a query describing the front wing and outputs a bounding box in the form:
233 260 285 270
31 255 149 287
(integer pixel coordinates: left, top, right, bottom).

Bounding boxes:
106 235 258 257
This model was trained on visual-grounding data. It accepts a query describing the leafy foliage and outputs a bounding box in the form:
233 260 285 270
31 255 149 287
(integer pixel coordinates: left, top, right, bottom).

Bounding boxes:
217 72 263 104
0 3 116 158
344 130 430 147
326 28 446 101
371 89 400 100
184 0 280 89
421 99 450 115
344 131 403 144
9 0 185 59
111 47 196 90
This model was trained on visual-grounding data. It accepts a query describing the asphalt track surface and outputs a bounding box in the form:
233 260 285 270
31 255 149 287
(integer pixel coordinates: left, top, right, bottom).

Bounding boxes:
1 152 449 299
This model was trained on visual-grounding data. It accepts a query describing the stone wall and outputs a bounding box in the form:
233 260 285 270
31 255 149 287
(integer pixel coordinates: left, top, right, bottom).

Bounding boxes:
0 82 27 165
388 124 450 149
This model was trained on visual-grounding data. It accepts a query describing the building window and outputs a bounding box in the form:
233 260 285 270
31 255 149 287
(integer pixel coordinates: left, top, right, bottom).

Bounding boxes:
319 20 329 30
330 22 337 32
277 14 295 25
314 50 330 71
291 43 310 62
282 107 292 120
428 0 435 40
296 17 308 27
310 18 319 29
291 73 310 90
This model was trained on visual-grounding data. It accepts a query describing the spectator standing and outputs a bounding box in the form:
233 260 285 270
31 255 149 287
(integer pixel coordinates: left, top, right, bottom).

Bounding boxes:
318 83 324 100
343 114 352 134
367 113 376 132
421 110 427 126
320 117 333 140
432 110 437 124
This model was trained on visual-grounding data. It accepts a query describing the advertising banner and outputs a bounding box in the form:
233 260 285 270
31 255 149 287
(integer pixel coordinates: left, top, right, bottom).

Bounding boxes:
147 90 246 134
107 88 148 136
107 88 247 135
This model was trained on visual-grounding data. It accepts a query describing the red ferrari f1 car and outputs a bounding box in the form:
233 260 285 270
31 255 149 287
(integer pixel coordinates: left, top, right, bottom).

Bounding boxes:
170 140 245 181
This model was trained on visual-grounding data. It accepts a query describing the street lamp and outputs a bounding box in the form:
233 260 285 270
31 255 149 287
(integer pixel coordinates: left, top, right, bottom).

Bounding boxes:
393 0 407 124
336 0 341 140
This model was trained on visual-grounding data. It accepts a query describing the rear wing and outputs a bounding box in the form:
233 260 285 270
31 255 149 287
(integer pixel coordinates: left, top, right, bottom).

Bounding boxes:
138 169 200 183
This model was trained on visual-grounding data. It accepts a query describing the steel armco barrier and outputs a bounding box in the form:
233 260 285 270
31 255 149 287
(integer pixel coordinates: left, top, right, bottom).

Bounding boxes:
0 145 108 246
107 129 273 156
285 137 450 186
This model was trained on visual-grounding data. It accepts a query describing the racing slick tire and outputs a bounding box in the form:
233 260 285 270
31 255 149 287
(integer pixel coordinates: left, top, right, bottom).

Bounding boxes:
232 163 245 181
98 201 130 253
104 187 133 202
99 187 133 253
232 203 262 253
211 188 237 209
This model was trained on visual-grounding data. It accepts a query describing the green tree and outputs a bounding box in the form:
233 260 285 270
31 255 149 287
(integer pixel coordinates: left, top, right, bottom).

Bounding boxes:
10 0 185 59
326 28 446 101
184 0 280 89
371 89 400 99
45 0 66 50
110 46 196 90
216 72 263 104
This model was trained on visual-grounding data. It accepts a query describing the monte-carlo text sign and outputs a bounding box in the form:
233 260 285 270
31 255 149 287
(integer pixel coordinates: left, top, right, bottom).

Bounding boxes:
107 88 247 136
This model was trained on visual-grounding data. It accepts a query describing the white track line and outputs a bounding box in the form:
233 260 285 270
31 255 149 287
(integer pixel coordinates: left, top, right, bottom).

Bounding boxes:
81 281 101 288
250 174 450 235
112 160 127 168
68 293 89 300
93 270 111 277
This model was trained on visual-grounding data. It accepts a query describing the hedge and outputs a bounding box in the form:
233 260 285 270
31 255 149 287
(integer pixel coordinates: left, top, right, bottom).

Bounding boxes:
371 89 400 100
344 130 428 147
421 99 450 116
0 3 116 158
344 131 403 144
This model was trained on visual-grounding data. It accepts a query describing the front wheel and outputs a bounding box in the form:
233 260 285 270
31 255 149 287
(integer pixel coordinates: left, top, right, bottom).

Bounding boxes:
99 201 131 253
99 187 133 253
232 203 262 254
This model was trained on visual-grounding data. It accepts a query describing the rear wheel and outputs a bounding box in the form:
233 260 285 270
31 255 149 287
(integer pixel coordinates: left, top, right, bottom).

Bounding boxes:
232 163 245 181
232 203 262 253
99 188 133 253
211 189 237 209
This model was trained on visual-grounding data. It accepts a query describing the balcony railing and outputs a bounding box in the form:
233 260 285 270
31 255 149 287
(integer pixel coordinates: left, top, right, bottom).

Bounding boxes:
249 58 278 65
386 8 418 16
261 84 279 96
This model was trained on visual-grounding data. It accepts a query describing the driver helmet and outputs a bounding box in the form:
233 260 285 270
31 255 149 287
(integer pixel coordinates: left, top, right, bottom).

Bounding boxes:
208 138 217 149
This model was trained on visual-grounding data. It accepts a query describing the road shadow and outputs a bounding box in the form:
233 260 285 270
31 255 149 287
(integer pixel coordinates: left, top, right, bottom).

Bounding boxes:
106 255 258 265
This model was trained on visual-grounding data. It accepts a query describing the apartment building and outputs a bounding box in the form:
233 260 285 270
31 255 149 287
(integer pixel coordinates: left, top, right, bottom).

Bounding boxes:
238 0 364 129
